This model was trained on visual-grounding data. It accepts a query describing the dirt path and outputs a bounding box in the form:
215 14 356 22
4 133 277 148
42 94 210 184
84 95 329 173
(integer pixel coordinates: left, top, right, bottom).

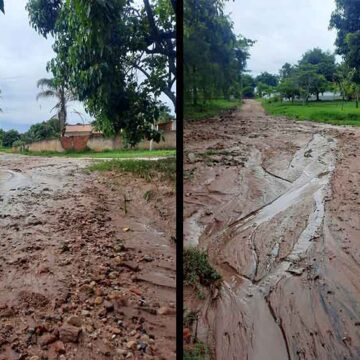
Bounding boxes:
0 154 176 360
184 100 360 360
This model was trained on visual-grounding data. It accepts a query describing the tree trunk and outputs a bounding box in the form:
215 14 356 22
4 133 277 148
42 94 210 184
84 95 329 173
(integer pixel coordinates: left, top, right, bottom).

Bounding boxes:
316 92 320 101
192 66 197 106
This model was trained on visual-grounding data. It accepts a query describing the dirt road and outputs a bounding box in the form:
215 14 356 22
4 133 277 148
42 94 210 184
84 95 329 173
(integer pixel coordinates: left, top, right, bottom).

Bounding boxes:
184 100 360 360
0 154 176 360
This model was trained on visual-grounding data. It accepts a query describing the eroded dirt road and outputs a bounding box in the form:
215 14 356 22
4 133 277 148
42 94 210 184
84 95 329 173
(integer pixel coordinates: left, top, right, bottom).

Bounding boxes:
184 100 360 360
0 154 175 360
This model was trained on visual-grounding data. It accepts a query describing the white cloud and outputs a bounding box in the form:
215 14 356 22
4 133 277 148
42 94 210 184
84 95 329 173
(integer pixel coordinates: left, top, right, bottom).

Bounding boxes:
225 0 338 76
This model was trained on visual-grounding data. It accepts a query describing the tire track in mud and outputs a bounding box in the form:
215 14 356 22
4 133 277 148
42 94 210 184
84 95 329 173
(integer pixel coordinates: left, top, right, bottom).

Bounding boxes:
184 100 360 359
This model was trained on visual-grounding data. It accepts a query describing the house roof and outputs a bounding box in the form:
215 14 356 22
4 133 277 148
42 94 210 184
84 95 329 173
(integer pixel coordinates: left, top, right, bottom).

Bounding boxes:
64 124 102 135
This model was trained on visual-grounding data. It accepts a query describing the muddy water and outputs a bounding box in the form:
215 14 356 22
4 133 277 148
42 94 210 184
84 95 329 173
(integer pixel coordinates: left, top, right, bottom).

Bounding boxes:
185 100 360 359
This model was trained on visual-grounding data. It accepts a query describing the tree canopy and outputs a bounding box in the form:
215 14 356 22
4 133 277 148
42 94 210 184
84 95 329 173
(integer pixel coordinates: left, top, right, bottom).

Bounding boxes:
26 0 175 146
184 0 254 105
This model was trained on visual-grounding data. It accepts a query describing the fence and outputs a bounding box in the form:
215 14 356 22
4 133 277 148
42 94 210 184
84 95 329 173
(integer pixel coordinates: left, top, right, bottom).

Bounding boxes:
16 130 176 153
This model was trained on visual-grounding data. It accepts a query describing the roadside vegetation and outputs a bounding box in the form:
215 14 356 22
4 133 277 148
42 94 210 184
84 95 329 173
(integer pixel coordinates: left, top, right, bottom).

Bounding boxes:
184 248 221 299
87 158 176 182
263 100 360 126
184 0 253 121
184 99 241 121
184 341 211 360
16 148 175 159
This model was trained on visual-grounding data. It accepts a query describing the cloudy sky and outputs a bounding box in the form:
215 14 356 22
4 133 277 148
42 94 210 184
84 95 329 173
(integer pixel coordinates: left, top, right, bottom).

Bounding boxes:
0 1 88 132
225 0 338 76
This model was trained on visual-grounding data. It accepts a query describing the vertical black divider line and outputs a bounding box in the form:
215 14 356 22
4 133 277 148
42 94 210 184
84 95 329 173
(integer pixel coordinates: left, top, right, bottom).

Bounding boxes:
176 0 184 357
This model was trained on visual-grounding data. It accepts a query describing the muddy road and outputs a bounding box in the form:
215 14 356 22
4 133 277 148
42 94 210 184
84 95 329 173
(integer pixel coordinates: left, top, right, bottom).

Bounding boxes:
0 154 176 360
184 100 360 360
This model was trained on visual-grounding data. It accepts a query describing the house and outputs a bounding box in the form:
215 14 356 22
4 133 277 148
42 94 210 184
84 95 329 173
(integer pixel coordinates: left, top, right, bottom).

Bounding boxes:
156 120 176 131
64 124 102 137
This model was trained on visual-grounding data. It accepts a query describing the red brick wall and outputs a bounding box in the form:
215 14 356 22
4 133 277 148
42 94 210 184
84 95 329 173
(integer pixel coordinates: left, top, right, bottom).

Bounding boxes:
60 136 90 151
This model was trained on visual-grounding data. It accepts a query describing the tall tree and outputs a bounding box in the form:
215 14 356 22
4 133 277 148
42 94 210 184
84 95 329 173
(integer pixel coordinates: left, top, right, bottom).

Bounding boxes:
27 0 175 145
255 72 279 87
184 0 253 105
0 0 4 13
36 78 73 135
298 48 336 100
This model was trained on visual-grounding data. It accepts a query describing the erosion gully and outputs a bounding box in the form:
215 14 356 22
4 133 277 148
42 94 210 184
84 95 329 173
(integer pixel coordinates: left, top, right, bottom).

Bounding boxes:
0 154 175 360
184 100 360 360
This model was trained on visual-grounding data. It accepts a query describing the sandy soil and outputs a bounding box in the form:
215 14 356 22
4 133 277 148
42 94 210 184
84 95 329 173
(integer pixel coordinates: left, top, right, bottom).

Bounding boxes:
0 154 176 360
184 100 360 360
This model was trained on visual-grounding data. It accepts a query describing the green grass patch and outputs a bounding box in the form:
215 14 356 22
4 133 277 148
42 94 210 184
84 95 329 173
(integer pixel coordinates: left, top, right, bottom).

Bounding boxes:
18 148 175 159
184 248 221 289
185 99 241 121
262 100 360 126
184 342 211 360
87 158 176 182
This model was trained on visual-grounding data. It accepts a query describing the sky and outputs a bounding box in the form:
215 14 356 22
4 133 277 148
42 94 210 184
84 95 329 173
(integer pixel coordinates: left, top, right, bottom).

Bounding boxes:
225 0 338 76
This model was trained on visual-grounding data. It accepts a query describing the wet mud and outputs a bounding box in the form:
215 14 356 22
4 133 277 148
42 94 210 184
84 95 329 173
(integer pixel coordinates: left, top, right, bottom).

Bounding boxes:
0 154 175 360
184 100 360 359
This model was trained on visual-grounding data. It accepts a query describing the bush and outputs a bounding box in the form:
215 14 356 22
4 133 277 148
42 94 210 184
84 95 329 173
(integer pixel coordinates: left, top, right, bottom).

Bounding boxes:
184 342 211 360
184 248 221 287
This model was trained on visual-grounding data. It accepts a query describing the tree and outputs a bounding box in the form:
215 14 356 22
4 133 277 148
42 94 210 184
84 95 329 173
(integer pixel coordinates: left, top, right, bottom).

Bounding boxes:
22 118 61 143
330 0 360 57
298 48 336 100
27 0 174 145
184 0 253 105
2 130 20 148
277 76 299 103
255 72 279 87
330 1 360 107
36 78 73 135
241 74 256 98
0 0 4 13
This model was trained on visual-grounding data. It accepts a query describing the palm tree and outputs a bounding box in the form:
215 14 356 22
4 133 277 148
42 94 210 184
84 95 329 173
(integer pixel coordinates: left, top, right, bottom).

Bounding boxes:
36 78 74 135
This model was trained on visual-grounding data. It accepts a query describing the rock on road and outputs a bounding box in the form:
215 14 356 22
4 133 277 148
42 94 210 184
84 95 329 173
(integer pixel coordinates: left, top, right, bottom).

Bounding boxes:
0 154 176 360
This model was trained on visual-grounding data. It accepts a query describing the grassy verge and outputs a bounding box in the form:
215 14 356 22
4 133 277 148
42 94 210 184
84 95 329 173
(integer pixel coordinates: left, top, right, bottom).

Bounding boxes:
185 99 241 121
17 148 175 159
87 157 176 182
262 99 360 126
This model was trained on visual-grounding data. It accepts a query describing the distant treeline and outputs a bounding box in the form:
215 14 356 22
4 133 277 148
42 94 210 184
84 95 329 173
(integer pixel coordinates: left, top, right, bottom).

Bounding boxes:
0 117 60 148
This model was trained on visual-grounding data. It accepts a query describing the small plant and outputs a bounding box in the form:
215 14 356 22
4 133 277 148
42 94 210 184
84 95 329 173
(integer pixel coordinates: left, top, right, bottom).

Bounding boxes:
143 190 155 202
184 248 221 287
184 341 211 360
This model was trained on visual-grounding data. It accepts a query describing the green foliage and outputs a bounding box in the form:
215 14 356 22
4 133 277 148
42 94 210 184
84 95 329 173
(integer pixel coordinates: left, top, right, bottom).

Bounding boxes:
263 100 360 126
330 0 360 57
26 0 62 37
2 129 20 147
184 248 221 287
184 0 254 105
242 74 256 98
27 0 175 145
87 158 176 182
21 148 175 159
184 342 211 360
255 72 279 87
184 99 241 121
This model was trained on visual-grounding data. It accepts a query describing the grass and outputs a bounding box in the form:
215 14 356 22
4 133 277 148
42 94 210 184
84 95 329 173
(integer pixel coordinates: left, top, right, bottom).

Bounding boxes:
185 98 241 121
262 99 360 126
184 342 211 360
184 248 221 289
87 157 176 182
17 148 175 159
